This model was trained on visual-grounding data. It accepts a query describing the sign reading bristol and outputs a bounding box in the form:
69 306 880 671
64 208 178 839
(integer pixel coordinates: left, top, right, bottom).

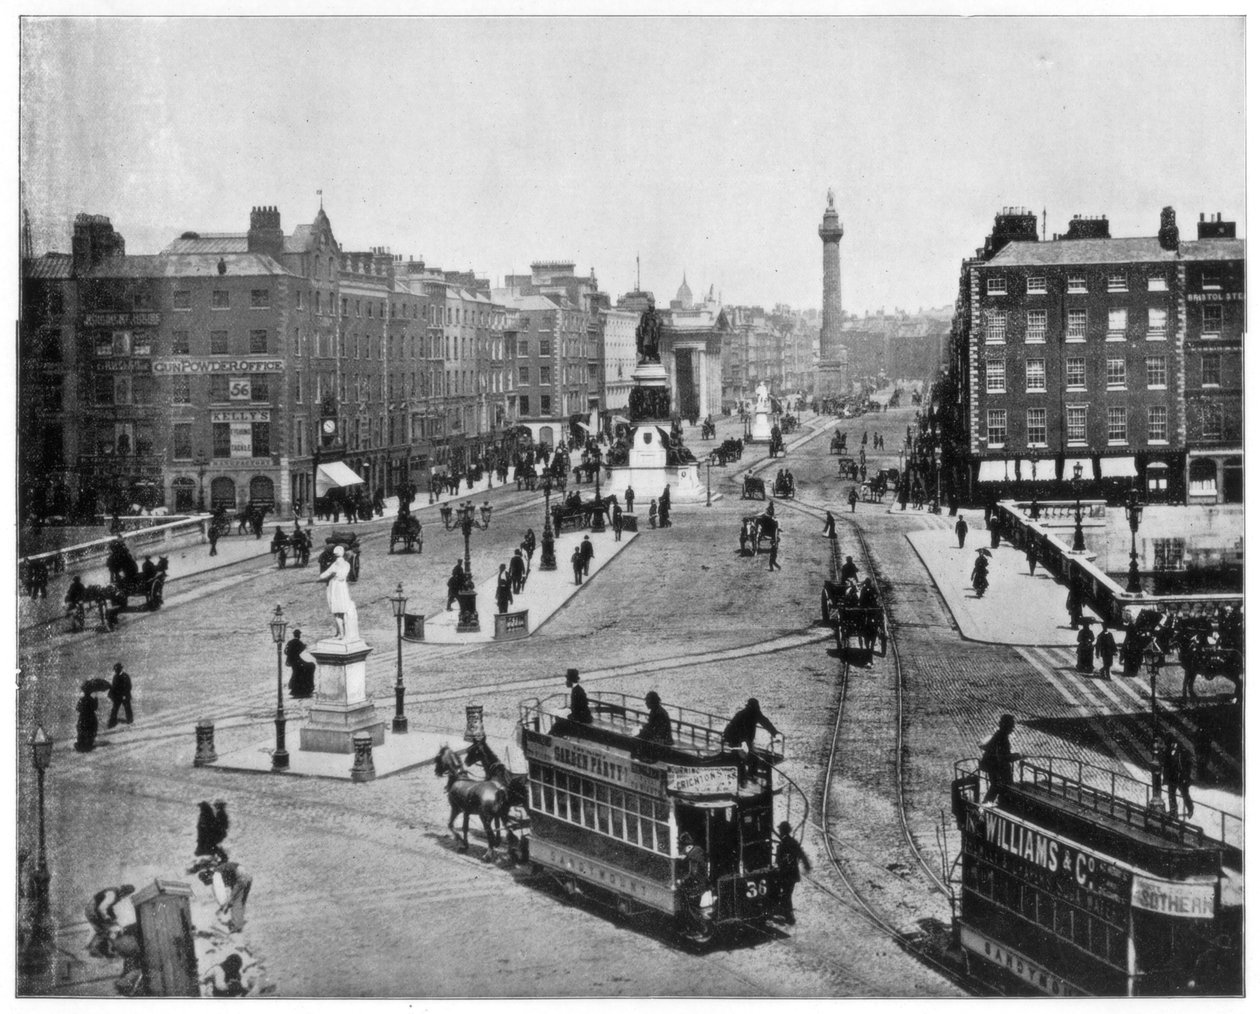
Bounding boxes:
666 766 739 797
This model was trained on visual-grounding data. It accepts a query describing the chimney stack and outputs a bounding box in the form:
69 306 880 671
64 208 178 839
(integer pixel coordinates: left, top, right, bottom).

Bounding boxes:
247 205 284 258
1158 206 1180 251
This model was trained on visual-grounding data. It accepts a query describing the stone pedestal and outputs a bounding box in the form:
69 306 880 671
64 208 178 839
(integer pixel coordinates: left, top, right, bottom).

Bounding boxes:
749 409 772 444
611 360 705 502
300 637 384 754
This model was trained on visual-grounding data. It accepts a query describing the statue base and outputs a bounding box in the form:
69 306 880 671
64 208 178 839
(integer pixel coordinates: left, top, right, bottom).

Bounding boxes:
300 637 384 754
748 409 772 444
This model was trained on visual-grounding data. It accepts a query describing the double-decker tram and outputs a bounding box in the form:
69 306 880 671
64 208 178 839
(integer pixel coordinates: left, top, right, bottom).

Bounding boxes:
517 691 795 942
951 756 1243 996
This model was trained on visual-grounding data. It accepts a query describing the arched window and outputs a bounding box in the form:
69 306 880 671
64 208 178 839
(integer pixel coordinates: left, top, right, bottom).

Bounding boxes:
210 476 237 510
249 476 276 507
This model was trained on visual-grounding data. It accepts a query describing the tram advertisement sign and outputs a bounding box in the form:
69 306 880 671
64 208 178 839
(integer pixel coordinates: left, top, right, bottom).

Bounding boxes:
1130 874 1216 919
970 808 1131 907
959 926 1083 997
666 766 739 797
522 734 664 795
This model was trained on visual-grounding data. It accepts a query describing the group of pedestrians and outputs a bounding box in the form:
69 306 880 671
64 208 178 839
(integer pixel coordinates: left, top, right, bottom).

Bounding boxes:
75 661 135 752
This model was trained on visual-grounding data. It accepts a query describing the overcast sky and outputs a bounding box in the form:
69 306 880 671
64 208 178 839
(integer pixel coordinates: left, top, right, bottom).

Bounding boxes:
19 15 1245 315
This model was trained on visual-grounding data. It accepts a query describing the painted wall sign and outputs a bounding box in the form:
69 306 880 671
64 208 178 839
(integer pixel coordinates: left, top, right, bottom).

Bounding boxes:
83 312 161 327
211 409 271 423
152 358 285 374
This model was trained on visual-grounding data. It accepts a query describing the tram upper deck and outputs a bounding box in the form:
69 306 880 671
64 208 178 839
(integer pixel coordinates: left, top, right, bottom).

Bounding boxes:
519 691 786 770
955 756 1243 879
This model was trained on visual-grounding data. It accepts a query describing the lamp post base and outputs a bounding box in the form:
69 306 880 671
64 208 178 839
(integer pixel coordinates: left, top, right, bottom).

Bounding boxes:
272 717 289 770
540 530 557 571
456 588 480 633
392 685 408 734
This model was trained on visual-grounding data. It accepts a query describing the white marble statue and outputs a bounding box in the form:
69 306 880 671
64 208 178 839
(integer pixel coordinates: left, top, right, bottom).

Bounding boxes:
318 545 359 640
755 382 770 412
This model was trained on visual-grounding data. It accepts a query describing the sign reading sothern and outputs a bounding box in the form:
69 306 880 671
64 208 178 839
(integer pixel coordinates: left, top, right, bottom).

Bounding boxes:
666 765 739 797
152 357 285 374
1130 874 1217 919
522 731 664 796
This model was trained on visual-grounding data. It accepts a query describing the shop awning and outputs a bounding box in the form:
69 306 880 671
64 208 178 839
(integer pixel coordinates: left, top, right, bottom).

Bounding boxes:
1014 458 1047 481
977 460 1011 483
1099 456 1137 478
316 461 365 496
1063 457 1095 481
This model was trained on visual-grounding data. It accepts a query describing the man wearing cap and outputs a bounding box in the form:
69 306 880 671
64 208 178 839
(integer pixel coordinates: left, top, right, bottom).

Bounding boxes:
723 698 780 785
637 691 673 746
566 669 592 724
675 831 709 937
775 822 812 925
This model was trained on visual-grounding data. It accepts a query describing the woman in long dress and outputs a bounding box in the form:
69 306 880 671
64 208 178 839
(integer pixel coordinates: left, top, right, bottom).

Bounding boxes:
317 545 358 639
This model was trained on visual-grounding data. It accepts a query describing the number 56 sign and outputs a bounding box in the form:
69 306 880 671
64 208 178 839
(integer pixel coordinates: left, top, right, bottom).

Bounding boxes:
229 379 252 400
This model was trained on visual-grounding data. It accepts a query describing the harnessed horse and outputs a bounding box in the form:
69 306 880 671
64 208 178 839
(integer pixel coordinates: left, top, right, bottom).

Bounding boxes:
433 745 508 860
462 738 531 858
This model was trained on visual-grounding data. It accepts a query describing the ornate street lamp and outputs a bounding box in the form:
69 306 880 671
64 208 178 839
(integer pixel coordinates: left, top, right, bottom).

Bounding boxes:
1144 644 1163 752
19 726 54 978
540 475 557 572
1124 487 1145 594
388 583 408 734
590 448 605 532
1070 461 1086 553
455 501 490 633
269 604 289 771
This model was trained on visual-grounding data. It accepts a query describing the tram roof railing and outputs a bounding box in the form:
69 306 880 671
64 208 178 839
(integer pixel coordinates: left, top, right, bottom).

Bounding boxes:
954 755 1242 854
520 691 786 763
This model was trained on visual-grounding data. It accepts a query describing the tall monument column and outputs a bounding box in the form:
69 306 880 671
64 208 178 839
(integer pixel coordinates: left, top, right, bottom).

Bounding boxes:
817 188 849 398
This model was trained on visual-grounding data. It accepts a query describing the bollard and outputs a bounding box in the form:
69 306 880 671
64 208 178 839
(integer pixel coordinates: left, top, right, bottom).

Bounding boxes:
350 732 376 782
464 704 485 743
193 720 217 767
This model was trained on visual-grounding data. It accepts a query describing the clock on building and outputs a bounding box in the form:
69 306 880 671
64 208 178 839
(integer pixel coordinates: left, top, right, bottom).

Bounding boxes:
321 419 337 437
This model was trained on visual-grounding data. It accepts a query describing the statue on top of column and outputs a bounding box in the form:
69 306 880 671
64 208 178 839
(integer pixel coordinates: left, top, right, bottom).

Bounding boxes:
827 187 835 210
635 296 663 364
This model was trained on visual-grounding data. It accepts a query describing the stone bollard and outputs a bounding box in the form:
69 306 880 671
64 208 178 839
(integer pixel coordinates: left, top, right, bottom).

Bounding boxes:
350 731 376 783
193 720 217 767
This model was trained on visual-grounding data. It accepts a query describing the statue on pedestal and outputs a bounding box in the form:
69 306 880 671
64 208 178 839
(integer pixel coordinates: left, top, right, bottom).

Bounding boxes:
317 545 359 640
755 382 770 412
635 296 663 364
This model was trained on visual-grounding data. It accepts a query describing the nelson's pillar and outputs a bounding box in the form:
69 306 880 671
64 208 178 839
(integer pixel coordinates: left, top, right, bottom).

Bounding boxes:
816 189 849 398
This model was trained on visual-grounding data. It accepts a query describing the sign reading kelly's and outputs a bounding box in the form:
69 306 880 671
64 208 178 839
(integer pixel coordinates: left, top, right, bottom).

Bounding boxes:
152 358 285 374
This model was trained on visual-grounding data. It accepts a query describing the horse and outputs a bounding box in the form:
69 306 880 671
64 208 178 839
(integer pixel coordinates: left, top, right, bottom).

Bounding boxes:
433 745 508 861
462 738 530 858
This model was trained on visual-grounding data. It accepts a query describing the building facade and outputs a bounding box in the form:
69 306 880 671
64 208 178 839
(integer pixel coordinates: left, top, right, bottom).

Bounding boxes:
945 207 1244 504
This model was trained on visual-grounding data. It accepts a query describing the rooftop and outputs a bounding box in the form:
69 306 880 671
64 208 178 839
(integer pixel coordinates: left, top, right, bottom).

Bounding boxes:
985 236 1244 268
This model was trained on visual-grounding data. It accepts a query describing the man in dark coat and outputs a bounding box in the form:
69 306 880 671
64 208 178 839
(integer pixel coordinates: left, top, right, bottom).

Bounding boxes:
285 629 315 698
1066 581 1083 629
612 503 624 542
566 669 592 723
775 821 812 925
107 662 133 727
723 698 780 785
676 831 710 937
1157 738 1194 818
446 562 464 610
637 691 673 745
571 545 584 585
523 529 536 571
768 537 782 571
1026 539 1038 576
579 535 594 577
980 714 1020 802
496 566 514 614
1075 624 1096 674
988 515 1001 549
822 511 836 539
1095 625 1118 680
624 485 635 514
508 549 527 595
848 487 859 513
840 556 858 585
955 516 968 549
75 689 99 752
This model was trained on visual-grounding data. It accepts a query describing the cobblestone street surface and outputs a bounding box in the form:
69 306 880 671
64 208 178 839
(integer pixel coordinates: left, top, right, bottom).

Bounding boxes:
16 403 1241 997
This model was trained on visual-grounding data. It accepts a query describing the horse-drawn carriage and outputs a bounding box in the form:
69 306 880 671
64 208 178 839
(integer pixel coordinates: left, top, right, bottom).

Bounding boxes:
700 418 717 440
712 437 744 466
318 530 362 581
768 428 785 457
830 431 849 455
740 474 767 500
389 512 423 554
821 580 886 656
771 472 795 499
740 513 779 555
106 540 167 610
837 456 859 481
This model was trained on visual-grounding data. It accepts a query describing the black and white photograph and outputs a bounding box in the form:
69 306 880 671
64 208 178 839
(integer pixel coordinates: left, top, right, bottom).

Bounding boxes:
12 6 1248 1000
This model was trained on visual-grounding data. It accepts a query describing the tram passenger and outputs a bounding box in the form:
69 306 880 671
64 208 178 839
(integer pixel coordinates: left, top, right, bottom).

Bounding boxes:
1157 737 1195 819
675 831 710 937
723 698 780 786
565 669 593 724
979 714 1021 803
774 822 812 926
637 691 673 745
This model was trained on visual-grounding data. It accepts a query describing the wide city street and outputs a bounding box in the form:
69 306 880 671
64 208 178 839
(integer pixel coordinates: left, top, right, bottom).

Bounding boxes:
16 400 1241 997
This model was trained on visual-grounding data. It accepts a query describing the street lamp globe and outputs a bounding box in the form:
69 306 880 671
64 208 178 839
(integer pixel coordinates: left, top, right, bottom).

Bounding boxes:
389 582 407 619
31 725 52 772
269 604 288 645
480 502 493 526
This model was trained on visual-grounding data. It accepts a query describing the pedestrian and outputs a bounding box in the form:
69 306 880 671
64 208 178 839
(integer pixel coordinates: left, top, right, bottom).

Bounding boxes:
1158 737 1195 818
955 516 968 549
496 565 514 614
723 698 780 785
675 831 710 938
979 714 1021 802
201 953 251 997
1075 623 1096 674
659 485 671 527
208 523 220 556
637 691 674 745
285 629 315 698
75 686 100 752
1025 539 1038 576
625 485 635 514
508 549 526 595
523 529 537 572
446 561 463 610
580 534 594 577
571 545 584 585
648 500 658 529
988 515 1001 550
1179 629 1200 704
1095 624 1117 680
563 668 593 723
1066 581 1083 629
199 860 252 933
612 503 624 541
768 536 782 571
84 884 136 959
822 510 836 539
774 822 812 925
848 487 858 513
106 662 133 727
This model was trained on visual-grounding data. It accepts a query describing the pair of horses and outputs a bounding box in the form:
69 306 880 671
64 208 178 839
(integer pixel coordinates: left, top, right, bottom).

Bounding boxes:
433 739 529 861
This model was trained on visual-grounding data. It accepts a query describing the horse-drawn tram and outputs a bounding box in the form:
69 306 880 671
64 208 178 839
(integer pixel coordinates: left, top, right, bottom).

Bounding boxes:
517 692 791 942
951 756 1243 996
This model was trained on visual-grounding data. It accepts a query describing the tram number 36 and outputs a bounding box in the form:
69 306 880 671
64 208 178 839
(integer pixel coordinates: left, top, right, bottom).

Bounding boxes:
744 879 769 899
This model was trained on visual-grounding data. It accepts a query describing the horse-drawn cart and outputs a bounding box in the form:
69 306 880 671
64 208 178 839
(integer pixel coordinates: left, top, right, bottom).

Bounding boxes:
389 512 423 554
741 475 767 500
318 530 362 581
740 513 779 555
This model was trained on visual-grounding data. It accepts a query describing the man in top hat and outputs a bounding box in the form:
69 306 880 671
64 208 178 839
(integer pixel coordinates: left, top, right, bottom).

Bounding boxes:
566 669 592 724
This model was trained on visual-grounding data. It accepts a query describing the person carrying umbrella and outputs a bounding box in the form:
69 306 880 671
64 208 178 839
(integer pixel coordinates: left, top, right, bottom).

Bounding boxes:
76 679 111 751
971 548 991 598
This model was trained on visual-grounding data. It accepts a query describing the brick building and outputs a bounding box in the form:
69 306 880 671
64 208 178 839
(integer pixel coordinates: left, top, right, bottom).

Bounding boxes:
943 206 1244 505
